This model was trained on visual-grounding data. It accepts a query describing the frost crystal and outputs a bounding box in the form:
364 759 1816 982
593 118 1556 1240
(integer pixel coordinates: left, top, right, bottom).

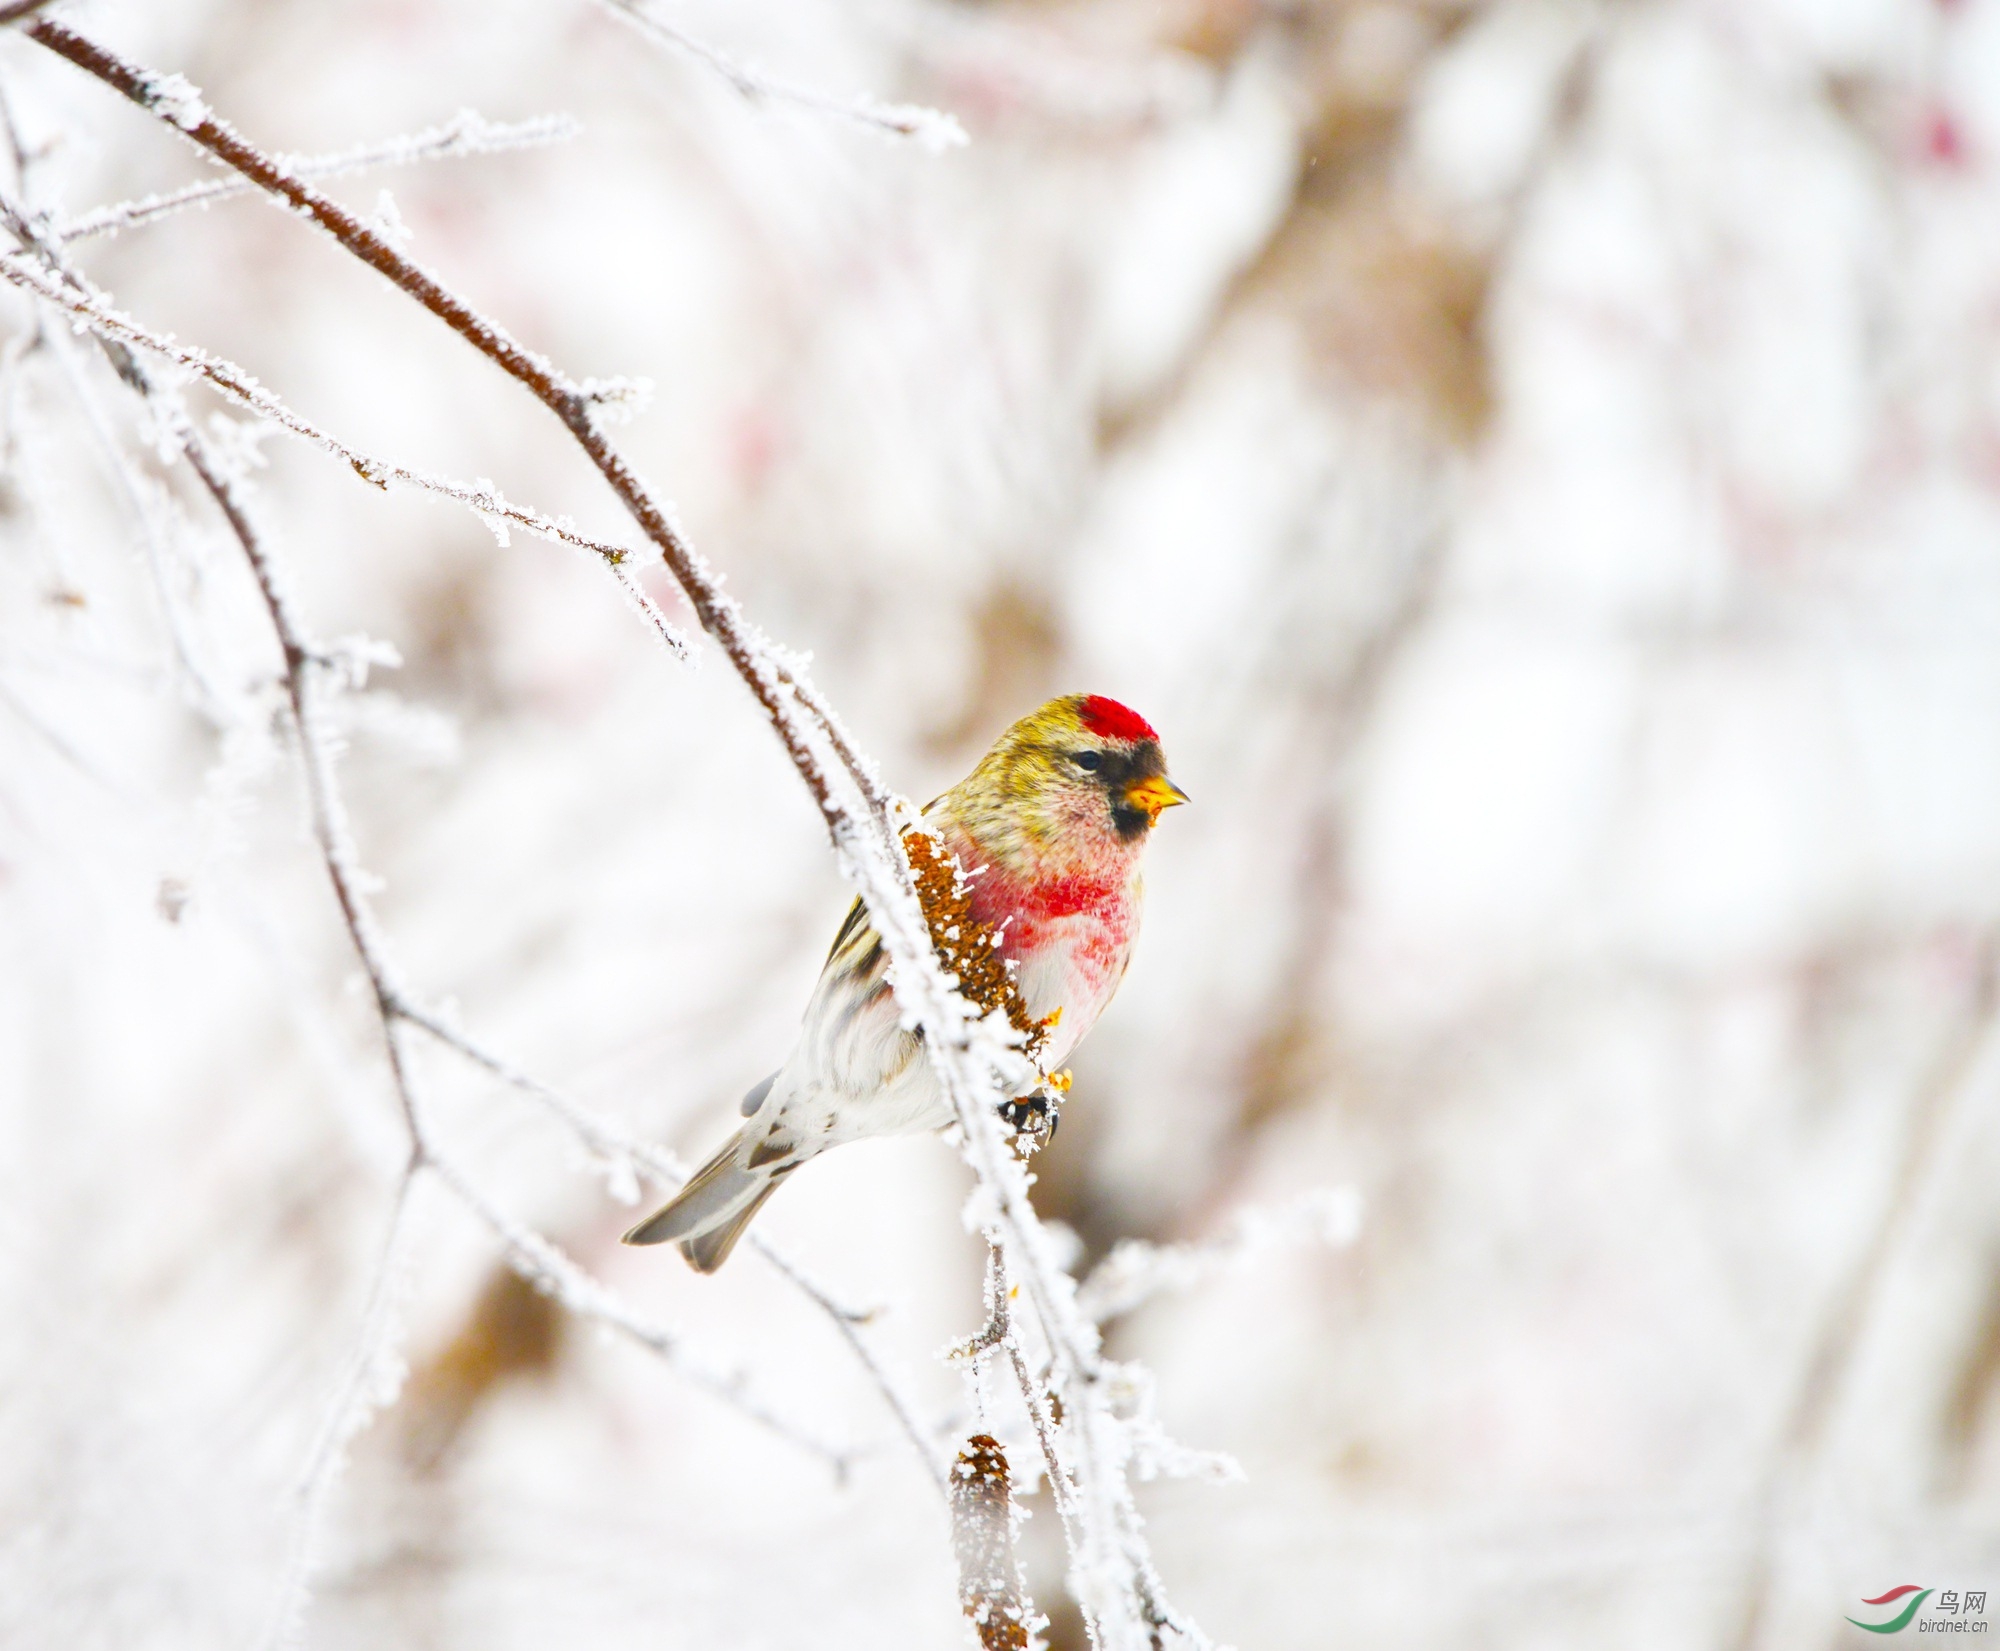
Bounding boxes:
369 188 413 249
146 72 209 131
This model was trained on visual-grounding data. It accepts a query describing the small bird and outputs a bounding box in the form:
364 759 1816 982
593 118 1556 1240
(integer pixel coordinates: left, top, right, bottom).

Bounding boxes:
623 693 1187 1270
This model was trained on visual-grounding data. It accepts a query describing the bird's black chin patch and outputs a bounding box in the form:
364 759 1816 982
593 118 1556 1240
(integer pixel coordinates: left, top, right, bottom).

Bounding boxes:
1110 802 1151 841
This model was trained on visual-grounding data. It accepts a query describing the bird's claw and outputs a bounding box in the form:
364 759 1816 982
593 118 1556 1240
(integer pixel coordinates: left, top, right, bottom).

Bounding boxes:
999 1087 1061 1154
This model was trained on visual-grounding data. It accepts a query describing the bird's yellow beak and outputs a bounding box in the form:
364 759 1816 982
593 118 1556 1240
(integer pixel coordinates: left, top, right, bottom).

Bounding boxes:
1124 774 1189 824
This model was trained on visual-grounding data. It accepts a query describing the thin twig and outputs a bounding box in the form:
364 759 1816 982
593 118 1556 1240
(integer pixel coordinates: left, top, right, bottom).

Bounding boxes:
423 1150 852 1471
587 0 967 151
57 110 580 243
748 1237 951 1491
958 1242 1092 1642
396 999 656 1189
397 998 952 1484
0 85 234 719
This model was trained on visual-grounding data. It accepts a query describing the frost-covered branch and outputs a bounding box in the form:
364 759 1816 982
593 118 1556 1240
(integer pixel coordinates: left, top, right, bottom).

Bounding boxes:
57 109 580 242
397 998 953 1487
395 1001 656 1202
187 403 839 1453
196 398 855 1605
0 247 693 661
24 22 1218 1644
587 0 967 152
423 1150 853 1470
865 848 1220 1646
748 1234 951 1491
1077 1188 1364 1325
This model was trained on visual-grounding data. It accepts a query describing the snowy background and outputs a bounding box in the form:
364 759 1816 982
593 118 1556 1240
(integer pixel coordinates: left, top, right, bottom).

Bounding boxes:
4 0 2000 1646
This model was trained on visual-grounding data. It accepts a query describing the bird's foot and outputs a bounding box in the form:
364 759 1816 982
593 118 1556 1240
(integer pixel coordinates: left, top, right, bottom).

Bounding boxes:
999 1087 1061 1155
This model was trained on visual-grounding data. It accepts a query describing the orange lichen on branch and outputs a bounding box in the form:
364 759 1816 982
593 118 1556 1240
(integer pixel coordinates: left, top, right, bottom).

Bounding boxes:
950 1433 1037 1651
905 827 1051 1065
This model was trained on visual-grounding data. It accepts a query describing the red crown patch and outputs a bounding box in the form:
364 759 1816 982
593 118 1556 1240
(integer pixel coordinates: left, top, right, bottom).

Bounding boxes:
1078 695 1157 743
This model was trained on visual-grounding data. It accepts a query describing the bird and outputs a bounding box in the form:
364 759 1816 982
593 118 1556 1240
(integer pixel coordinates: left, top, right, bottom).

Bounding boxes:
622 692 1187 1271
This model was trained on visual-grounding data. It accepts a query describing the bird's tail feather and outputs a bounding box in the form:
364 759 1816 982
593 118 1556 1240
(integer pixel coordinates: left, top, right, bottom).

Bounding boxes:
621 1129 788 1271
678 1170 790 1272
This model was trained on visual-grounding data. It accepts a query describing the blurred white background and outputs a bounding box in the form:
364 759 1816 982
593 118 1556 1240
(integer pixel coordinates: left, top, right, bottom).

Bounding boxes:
4 0 2000 1646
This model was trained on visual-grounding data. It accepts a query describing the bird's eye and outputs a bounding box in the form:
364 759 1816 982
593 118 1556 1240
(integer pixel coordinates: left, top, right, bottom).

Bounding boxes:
1073 751 1104 772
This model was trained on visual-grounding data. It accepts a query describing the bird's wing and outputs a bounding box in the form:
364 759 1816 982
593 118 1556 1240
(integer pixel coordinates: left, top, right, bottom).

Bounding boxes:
819 793 956 970
796 895 921 1097
822 894 868 964
797 800 971 1092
